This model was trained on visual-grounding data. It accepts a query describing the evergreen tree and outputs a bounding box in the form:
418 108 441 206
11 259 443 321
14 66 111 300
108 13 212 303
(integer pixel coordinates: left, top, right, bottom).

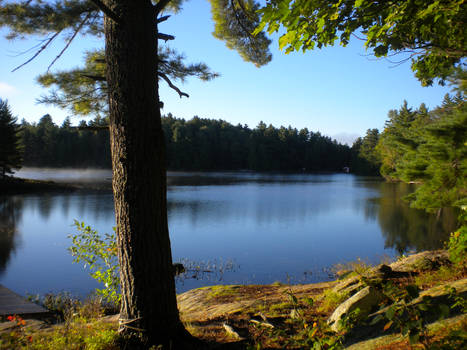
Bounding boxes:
0 1 272 346
0 99 22 178
377 102 423 180
377 91 466 215
351 128 381 175
36 47 219 117
404 97 467 213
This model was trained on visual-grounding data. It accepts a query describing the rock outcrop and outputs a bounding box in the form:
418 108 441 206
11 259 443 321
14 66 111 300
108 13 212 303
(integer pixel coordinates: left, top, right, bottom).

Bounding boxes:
327 286 384 332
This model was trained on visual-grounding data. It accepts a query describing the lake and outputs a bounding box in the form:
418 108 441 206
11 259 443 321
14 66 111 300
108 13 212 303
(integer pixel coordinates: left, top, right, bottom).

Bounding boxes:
0 169 457 297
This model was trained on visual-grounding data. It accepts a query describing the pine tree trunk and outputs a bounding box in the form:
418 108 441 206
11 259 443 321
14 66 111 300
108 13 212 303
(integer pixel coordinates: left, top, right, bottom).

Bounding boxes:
103 0 185 345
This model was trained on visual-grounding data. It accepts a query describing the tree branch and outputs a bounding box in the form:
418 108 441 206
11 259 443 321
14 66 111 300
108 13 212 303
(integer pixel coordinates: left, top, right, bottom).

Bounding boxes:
230 0 261 58
158 72 189 98
89 0 123 24
47 13 91 71
157 15 170 23
81 73 106 81
158 33 175 41
12 30 62 72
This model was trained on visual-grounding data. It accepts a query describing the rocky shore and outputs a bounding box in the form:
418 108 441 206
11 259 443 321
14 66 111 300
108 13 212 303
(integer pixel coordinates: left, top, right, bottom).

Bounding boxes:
1 250 465 349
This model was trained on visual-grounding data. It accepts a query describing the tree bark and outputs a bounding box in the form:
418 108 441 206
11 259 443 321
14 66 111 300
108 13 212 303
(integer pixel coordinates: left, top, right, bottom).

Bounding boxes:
103 0 184 345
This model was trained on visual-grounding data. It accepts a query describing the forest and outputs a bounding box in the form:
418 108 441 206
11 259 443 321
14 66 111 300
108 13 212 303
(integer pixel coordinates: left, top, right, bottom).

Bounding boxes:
15 89 466 184
19 113 357 172
10 84 466 198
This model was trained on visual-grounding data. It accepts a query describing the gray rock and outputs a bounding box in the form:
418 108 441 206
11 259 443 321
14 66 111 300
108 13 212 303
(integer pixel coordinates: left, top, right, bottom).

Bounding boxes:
328 286 384 332
389 250 450 273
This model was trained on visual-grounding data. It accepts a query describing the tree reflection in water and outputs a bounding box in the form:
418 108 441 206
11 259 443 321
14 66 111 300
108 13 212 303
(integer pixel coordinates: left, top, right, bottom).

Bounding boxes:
367 182 457 254
0 196 23 274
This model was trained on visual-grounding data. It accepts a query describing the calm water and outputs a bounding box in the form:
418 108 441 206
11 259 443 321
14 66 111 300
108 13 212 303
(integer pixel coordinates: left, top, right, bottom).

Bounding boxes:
0 170 456 297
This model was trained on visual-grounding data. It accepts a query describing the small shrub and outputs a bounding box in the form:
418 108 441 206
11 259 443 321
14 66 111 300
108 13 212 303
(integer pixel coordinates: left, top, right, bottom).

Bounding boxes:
447 224 467 265
69 221 120 307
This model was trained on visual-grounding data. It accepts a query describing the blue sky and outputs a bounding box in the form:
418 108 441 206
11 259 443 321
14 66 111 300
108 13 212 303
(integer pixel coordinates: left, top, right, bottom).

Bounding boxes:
0 0 453 144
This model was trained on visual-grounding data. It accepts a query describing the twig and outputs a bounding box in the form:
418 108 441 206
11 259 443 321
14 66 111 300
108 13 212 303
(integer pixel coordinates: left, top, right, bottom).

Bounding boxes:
158 72 189 98
12 31 62 72
47 13 91 71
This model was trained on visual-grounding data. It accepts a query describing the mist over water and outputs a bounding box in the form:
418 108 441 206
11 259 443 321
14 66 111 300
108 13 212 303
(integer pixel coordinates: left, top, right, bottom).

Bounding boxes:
16 168 113 184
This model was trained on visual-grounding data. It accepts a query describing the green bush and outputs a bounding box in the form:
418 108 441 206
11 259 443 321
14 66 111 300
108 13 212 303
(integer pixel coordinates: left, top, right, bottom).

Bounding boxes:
68 221 120 306
448 225 467 264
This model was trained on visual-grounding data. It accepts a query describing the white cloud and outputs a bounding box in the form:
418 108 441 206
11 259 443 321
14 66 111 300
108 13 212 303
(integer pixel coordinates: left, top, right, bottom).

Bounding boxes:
0 82 18 97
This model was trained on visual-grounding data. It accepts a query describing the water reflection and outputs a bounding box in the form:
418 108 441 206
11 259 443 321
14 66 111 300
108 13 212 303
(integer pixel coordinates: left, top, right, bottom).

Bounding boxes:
0 173 458 296
0 196 23 274
375 183 456 253
356 181 457 253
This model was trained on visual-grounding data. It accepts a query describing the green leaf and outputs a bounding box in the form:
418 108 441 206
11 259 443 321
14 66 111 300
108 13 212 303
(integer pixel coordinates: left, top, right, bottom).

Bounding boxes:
316 17 325 33
405 285 420 299
278 34 289 51
354 0 364 7
438 304 450 318
374 45 388 56
385 305 397 320
369 314 384 325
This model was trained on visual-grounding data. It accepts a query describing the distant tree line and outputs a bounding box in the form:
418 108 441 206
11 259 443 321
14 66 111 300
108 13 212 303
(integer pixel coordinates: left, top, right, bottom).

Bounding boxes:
19 113 355 172
21 114 111 168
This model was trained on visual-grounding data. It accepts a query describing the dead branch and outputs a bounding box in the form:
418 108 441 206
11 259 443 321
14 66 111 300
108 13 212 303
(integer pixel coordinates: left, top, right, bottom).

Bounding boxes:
12 30 62 72
47 12 92 71
158 72 189 98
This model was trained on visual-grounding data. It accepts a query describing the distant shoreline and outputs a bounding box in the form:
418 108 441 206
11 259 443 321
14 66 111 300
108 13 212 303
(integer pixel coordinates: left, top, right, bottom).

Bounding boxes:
0 176 110 194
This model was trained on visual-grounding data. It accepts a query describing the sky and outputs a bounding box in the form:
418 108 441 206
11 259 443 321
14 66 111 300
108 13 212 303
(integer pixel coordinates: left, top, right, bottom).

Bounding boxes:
0 0 454 145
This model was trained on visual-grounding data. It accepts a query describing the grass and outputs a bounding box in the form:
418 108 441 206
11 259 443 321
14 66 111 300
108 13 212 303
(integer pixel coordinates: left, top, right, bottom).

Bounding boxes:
414 264 465 288
207 285 241 300
331 257 372 278
317 289 349 314
1 293 120 350
0 314 119 350
269 301 295 313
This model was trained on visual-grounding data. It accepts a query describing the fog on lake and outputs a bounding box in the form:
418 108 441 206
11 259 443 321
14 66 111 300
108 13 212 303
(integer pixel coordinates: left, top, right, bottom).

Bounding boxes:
0 169 456 297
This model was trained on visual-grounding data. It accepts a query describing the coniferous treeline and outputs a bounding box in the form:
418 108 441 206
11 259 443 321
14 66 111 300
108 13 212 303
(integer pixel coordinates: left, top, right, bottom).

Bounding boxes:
20 113 352 172
353 90 466 213
21 114 111 168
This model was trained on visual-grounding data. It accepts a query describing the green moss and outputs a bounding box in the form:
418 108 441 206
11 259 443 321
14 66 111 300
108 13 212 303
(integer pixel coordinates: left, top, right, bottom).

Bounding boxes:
270 281 283 286
0 318 118 350
318 289 349 314
414 265 461 287
207 285 240 299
